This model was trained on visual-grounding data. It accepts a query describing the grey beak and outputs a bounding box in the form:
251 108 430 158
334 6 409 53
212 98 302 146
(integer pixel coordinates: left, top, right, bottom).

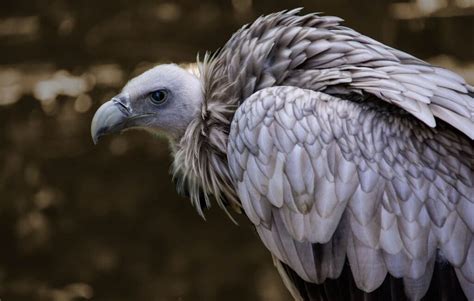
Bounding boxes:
91 94 131 144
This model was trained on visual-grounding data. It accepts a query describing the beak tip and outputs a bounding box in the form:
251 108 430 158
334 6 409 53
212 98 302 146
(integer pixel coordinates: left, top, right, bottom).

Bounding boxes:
91 123 102 145
91 125 105 145
91 128 107 145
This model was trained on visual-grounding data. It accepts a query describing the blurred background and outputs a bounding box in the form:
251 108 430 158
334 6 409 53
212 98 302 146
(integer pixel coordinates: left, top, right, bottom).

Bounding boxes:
0 0 473 300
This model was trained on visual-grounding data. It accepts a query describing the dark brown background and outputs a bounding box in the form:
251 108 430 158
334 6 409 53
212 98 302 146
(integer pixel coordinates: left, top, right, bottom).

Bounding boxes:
0 1 472 300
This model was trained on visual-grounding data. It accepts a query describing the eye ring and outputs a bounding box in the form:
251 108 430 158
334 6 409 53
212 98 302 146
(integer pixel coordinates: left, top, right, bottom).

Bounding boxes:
150 89 169 105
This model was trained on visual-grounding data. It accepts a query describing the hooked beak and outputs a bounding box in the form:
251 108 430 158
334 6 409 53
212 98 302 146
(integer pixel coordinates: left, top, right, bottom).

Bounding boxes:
91 94 131 144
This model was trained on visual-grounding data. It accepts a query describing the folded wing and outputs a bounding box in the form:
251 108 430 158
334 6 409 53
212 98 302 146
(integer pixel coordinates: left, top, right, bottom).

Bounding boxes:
227 86 474 300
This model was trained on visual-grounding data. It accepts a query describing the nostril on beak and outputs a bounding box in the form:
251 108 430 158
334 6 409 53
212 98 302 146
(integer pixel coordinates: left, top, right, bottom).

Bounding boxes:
112 93 131 114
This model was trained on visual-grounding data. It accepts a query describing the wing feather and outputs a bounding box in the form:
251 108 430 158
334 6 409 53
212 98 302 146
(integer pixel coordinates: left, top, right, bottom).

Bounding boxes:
347 228 388 292
227 86 474 299
403 255 436 300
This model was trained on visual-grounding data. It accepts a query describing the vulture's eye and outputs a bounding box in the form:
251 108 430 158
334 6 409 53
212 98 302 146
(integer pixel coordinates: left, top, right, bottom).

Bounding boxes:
150 89 168 105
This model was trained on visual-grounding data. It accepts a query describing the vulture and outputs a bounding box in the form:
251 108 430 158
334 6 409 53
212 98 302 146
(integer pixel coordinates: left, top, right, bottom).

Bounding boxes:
91 9 474 301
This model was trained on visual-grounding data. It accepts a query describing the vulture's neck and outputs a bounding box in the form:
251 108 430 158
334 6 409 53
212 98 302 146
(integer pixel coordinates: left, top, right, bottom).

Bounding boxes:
171 54 241 218
170 10 330 217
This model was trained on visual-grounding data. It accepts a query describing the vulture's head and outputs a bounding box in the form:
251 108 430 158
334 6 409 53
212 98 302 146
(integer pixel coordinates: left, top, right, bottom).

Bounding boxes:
91 64 203 143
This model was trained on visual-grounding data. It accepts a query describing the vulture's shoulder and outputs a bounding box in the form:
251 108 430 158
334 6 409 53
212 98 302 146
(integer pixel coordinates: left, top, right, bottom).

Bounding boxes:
213 9 474 138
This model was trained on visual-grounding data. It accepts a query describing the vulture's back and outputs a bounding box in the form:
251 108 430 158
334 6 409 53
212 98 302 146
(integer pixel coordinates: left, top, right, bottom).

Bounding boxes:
200 9 474 301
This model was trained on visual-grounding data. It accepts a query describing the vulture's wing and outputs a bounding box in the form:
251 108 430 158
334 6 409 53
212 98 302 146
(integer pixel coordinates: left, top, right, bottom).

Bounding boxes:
227 86 474 300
